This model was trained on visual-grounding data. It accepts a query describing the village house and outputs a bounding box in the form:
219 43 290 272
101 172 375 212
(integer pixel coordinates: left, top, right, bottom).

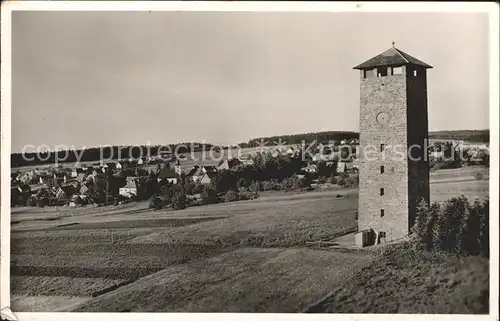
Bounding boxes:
430 150 445 159
76 172 86 183
119 177 137 197
302 164 318 174
217 158 242 171
185 165 199 179
202 165 217 174
239 156 254 166
157 166 178 184
200 171 217 185
191 166 204 183
191 166 217 185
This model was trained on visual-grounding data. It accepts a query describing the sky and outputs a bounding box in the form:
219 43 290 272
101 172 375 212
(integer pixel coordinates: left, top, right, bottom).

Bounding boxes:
11 11 490 152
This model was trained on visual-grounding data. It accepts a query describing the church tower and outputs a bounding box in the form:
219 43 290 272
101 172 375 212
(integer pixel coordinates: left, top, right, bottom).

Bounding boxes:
353 44 432 242
174 159 182 176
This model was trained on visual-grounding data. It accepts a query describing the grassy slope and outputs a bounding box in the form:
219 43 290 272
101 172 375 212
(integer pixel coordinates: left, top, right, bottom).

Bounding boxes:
306 242 489 314
11 295 90 312
127 190 358 247
10 169 489 312
74 248 373 312
11 243 227 280
11 275 131 297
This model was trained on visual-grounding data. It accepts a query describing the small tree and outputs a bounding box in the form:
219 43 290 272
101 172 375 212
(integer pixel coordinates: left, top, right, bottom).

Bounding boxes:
171 192 187 210
411 199 440 250
201 184 218 205
223 189 240 203
411 195 489 257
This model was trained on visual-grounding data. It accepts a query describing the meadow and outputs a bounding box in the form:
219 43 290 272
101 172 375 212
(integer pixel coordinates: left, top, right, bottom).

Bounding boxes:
10 166 489 312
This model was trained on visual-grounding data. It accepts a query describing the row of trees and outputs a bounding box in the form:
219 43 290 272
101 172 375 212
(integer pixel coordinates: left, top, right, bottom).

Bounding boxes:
11 143 220 168
428 130 489 143
429 143 490 170
240 131 359 148
411 196 489 257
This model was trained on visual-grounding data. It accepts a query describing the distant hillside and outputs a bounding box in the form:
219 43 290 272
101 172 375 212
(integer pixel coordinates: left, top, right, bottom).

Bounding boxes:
11 130 488 168
429 130 489 142
238 129 489 147
238 131 359 148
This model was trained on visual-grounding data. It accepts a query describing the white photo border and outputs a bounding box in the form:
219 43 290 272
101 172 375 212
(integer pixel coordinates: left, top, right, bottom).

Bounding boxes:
1 1 498 321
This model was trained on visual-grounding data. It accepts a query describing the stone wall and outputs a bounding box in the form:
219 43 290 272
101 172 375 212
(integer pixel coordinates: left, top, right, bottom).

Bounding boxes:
406 67 430 230
358 64 430 241
358 66 409 242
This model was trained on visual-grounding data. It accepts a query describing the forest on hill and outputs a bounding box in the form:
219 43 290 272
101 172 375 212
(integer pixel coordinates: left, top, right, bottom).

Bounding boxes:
238 129 489 147
238 131 359 148
428 129 489 142
10 130 488 168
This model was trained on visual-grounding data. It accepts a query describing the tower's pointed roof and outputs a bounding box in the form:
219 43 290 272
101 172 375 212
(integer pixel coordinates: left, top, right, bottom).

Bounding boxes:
353 46 433 70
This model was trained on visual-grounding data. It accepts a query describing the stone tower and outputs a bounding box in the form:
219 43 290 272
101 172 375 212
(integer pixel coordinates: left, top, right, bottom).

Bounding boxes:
353 45 432 242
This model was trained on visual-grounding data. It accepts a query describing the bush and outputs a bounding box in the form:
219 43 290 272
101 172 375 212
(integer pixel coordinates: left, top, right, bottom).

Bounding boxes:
328 175 337 185
171 193 187 210
337 173 358 188
237 177 249 189
222 189 240 203
27 196 37 207
182 181 196 195
201 185 218 205
298 176 312 190
280 174 304 191
260 179 281 191
318 176 328 184
411 196 489 257
192 183 205 195
345 173 359 188
411 199 440 250
148 196 164 210
37 197 49 208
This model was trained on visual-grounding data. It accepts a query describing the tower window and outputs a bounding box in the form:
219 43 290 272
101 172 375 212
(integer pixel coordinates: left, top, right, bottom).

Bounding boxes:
380 188 384 196
392 66 403 75
381 209 385 217
363 69 376 79
413 70 418 76
377 67 388 77
380 165 385 174
380 144 385 152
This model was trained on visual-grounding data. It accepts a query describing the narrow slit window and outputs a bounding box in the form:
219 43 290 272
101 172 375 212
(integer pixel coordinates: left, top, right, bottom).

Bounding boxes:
381 209 385 217
380 144 385 152
380 188 384 196
413 70 418 76
380 165 385 174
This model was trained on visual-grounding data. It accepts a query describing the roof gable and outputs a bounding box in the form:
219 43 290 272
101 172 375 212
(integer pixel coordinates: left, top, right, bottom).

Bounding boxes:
353 47 432 70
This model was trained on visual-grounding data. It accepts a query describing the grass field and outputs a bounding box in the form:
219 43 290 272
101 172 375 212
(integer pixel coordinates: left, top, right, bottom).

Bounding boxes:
10 166 489 312
11 276 131 297
75 248 372 312
306 243 489 314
